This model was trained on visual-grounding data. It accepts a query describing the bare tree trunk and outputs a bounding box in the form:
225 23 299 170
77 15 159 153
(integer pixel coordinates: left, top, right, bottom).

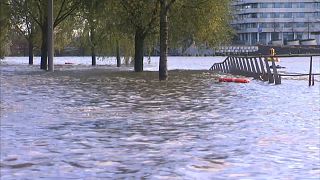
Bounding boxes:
159 0 169 80
134 29 145 72
116 40 121 67
28 40 33 65
91 46 96 66
90 23 96 66
40 24 48 70
47 0 54 72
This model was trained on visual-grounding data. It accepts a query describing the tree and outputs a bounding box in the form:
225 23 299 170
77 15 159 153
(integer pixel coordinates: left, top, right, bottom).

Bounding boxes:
9 0 39 64
169 0 234 47
159 0 234 80
159 0 175 80
16 0 79 70
78 0 115 66
118 0 159 72
0 0 10 59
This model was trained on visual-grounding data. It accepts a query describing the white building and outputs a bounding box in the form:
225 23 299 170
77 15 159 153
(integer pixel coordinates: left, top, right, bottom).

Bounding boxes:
231 0 320 45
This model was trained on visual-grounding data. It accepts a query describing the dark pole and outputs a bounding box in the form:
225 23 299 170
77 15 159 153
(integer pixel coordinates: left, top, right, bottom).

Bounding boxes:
116 40 121 67
309 56 313 86
48 0 54 72
307 16 310 39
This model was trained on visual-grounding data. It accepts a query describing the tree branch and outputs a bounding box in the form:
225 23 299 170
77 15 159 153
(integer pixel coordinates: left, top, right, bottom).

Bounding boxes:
54 0 79 27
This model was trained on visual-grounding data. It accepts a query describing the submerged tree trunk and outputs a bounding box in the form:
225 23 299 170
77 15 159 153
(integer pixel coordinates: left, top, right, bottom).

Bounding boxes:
134 29 145 72
28 40 34 65
89 23 96 66
91 46 96 66
40 27 48 70
159 0 169 80
116 40 121 67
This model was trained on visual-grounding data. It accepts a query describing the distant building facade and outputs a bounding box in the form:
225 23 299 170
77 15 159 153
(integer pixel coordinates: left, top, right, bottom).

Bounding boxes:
231 0 320 45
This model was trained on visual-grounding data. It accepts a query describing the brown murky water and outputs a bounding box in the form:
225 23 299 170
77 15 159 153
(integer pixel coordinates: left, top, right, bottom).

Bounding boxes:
1 63 319 179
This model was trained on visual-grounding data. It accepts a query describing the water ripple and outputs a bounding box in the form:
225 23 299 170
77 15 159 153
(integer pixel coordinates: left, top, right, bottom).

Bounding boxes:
1 63 319 179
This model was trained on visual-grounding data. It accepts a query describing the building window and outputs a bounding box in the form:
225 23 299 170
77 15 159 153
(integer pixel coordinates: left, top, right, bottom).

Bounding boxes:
273 13 280 18
296 33 303 40
295 23 306 28
294 13 305 18
260 3 271 8
284 23 292 28
283 13 292 18
259 33 267 44
271 32 280 41
272 22 280 28
293 2 306 8
284 3 292 8
274 3 282 8
283 32 294 41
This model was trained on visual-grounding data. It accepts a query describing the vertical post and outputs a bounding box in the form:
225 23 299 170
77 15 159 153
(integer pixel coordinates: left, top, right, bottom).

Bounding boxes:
232 57 237 74
47 0 54 72
235 57 241 75
221 62 226 73
265 57 274 83
237 57 244 75
309 56 313 86
229 58 233 73
254 57 261 74
259 56 267 81
116 40 121 67
226 58 231 73
223 57 229 73
230 57 236 74
242 57 248 74
271 58 280 84
246 57 252 75
312 75 315 86
250 58 256 74
223 61 228 73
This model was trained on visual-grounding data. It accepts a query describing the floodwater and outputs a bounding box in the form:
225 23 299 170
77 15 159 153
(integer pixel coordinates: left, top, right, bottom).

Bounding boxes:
1 56 319 179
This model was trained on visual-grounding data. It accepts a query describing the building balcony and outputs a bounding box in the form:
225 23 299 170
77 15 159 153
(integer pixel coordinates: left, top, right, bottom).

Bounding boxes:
234 8 316 14
232 0 316 6
232 18 319 24
236 27 320 33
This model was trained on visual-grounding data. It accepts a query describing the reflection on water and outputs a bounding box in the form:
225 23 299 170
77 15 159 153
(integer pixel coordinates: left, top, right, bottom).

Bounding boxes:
0 63 319 179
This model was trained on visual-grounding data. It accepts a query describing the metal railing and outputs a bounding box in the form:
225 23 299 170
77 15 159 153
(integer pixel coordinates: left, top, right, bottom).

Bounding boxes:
210 54 320 86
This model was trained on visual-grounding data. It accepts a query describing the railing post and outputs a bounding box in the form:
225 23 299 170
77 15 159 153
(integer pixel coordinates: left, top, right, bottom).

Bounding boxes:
264 57 274 83
254 57 261 74
234 57 240 75
226 58 231 73
250 58 256 74
309 56 313 86
246 57 252 76
236 57 242 75
259 56 267 81
242 57 249 76
238 57 244 75
222 62 226 73
229 57 234 74
271 58 281 84
223 60 228 73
